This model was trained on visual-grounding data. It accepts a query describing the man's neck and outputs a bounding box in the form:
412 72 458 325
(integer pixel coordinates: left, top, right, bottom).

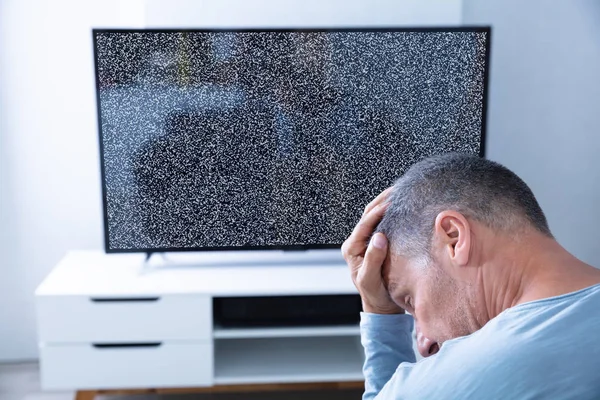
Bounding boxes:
480 230 600 322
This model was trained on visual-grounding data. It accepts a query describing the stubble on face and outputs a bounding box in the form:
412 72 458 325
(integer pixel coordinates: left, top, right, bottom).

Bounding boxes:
425 262 480 345
385 250 483 346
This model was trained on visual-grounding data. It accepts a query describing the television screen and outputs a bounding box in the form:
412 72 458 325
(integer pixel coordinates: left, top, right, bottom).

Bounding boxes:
93 28 490 253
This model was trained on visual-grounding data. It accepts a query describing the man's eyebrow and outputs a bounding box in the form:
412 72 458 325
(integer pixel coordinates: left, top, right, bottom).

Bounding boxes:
387 280 398 295
385 280 408 311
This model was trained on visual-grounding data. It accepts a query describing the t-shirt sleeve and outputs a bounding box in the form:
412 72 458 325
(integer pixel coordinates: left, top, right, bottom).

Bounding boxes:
360 312 416 400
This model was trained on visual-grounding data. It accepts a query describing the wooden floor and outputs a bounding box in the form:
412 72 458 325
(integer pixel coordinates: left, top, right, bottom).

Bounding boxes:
0 363 363 400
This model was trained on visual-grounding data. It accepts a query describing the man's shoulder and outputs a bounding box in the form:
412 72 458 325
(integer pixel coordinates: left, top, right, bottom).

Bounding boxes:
393 302 600 399
411 284 600 371
412 284 600 383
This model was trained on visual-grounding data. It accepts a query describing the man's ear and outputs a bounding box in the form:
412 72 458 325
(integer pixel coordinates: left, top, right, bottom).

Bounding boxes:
434 210 471 267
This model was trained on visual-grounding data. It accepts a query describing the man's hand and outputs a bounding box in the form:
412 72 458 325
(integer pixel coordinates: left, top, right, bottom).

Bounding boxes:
342 187 404 315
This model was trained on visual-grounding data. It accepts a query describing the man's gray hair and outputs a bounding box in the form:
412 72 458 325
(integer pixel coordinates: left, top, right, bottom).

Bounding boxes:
376 153 552 260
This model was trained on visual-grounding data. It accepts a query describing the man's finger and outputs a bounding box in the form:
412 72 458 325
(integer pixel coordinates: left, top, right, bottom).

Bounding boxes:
363 186 394 216
354 202 389 241
345 202 389 258
343 187 393 261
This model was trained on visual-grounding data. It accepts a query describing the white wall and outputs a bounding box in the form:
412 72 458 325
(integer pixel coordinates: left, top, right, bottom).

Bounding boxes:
463 0 600 267
144 0 462 27
0 0 144 361
0 0 461 361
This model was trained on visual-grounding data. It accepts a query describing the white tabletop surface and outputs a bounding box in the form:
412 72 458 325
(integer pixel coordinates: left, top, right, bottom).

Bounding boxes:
36 250 357 297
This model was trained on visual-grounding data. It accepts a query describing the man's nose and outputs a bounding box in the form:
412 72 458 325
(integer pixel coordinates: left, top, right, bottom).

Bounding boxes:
416 325 440 358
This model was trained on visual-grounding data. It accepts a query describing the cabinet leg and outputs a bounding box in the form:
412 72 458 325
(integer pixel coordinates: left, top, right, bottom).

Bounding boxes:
75 391 97 400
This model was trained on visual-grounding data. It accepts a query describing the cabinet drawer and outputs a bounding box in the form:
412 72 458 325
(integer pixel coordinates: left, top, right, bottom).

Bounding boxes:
40 342 213 390
36 294 211 343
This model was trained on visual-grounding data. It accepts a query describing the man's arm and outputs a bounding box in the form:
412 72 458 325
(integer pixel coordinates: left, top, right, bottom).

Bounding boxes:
341 188 415 398
361 313 416 400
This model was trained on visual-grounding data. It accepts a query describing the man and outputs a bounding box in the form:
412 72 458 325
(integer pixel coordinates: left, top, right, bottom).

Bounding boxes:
342 153 600 399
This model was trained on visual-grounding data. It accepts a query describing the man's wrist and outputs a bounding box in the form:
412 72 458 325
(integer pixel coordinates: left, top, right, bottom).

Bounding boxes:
362 301 405 315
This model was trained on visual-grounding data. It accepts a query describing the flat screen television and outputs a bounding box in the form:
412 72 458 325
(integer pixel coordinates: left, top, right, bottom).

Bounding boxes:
93 27 490 253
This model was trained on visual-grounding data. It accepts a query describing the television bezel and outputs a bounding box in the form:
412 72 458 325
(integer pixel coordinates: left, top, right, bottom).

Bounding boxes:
92 26 491 254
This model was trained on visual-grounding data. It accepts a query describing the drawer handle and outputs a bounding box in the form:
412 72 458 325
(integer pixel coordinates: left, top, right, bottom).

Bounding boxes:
92 342 162 349
90 297 160 303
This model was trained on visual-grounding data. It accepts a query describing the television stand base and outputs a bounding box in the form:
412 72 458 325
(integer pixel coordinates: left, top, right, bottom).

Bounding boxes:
142 248 344 269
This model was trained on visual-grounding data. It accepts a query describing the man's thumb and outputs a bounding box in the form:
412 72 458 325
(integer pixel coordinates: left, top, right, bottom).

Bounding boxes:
371 233 387 250
362 232 388 279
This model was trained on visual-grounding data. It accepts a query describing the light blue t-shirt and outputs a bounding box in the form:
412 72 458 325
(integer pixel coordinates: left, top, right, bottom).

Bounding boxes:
360 283 600 399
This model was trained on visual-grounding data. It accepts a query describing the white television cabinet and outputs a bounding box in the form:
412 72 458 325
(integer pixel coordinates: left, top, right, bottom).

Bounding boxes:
36 250 400 399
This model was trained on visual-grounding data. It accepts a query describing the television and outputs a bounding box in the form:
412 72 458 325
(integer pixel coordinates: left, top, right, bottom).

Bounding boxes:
93 27 490 253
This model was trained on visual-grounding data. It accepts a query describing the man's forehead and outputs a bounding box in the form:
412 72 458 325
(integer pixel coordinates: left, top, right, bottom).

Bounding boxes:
382 251 411 292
